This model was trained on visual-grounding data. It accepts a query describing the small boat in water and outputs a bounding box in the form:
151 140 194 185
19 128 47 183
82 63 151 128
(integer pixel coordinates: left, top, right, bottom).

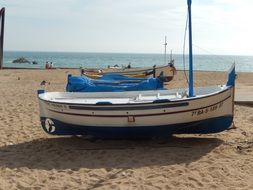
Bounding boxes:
37 0 236 138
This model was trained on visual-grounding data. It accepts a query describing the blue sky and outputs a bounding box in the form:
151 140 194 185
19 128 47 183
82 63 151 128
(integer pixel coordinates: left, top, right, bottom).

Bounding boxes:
2 0 253 55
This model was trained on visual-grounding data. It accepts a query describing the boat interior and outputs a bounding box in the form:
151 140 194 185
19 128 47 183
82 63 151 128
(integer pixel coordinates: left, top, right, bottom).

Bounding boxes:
39 85 229 105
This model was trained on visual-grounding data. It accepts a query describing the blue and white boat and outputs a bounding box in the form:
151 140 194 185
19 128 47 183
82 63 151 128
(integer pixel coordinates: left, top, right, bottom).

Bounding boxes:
37 0 236 138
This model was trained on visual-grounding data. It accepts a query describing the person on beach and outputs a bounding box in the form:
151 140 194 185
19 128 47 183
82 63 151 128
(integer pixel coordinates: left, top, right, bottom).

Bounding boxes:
45 62 50 69
45 61 53 69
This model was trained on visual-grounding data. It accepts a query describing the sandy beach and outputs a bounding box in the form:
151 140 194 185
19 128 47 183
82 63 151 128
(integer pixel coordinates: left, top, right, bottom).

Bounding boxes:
0 69 252 189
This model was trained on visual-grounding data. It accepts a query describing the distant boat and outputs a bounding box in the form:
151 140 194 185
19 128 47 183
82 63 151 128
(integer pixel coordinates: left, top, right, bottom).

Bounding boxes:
37 0 235 138
81 62 176 82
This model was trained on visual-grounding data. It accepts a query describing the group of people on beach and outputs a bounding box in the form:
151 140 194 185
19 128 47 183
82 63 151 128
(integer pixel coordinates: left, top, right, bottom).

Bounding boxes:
45 61 53 69
107 62 132 69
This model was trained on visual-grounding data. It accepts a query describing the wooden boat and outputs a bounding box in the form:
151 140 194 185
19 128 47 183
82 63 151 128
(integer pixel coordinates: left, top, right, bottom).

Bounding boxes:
81 63 176 82
38 70 235 138
37 0 236 138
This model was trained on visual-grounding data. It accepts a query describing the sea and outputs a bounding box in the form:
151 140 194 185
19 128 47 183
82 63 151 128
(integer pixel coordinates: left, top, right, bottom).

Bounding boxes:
3 51 253 72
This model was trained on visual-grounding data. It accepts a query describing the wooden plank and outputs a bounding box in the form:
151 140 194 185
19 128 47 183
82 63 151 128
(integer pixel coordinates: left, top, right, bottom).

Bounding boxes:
235 91 253 106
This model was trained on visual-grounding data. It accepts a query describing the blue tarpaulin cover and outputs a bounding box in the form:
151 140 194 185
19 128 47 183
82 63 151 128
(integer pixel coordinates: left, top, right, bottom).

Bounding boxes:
66 74 164 92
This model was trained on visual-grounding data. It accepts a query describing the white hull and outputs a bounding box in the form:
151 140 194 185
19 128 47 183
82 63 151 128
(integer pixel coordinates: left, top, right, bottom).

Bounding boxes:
37 1 236 138
38 85 234 138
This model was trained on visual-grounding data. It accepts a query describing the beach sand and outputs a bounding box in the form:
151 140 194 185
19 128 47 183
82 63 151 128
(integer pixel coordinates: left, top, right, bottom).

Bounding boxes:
0 69 252 189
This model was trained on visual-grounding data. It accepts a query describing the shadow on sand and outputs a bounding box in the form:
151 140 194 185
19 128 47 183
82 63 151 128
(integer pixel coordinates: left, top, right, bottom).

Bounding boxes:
0 136 222 170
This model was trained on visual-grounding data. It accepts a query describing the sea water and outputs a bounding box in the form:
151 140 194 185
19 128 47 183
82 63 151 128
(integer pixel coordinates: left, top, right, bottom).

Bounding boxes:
3 51 253 72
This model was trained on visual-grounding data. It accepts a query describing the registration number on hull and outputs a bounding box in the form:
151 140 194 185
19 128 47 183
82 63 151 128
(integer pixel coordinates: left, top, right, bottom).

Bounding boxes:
46 102 68 110
191 101 224 116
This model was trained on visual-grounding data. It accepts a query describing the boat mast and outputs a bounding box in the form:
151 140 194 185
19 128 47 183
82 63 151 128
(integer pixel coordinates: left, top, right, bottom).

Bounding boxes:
0 8 5 70
164 36 167 65
170 49 173 63
187 0 194 97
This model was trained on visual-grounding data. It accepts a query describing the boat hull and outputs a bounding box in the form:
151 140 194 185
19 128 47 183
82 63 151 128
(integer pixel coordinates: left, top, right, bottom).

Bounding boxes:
40 115 233 138
38 86 234 138
82 64 176 80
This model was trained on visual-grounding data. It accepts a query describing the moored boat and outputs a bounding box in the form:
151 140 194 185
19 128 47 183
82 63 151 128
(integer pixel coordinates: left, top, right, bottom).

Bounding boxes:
81 62 176 82
37 0 236 138
38 64 235 138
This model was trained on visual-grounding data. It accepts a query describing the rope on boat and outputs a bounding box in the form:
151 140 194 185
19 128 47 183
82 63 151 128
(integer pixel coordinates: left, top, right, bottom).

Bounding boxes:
192 43 236 64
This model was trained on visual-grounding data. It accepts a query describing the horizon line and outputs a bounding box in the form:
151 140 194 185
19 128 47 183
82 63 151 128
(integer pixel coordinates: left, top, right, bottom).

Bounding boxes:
3 50 253 57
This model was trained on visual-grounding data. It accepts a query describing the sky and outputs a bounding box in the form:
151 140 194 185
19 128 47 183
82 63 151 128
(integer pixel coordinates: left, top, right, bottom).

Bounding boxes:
1 0 253 55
